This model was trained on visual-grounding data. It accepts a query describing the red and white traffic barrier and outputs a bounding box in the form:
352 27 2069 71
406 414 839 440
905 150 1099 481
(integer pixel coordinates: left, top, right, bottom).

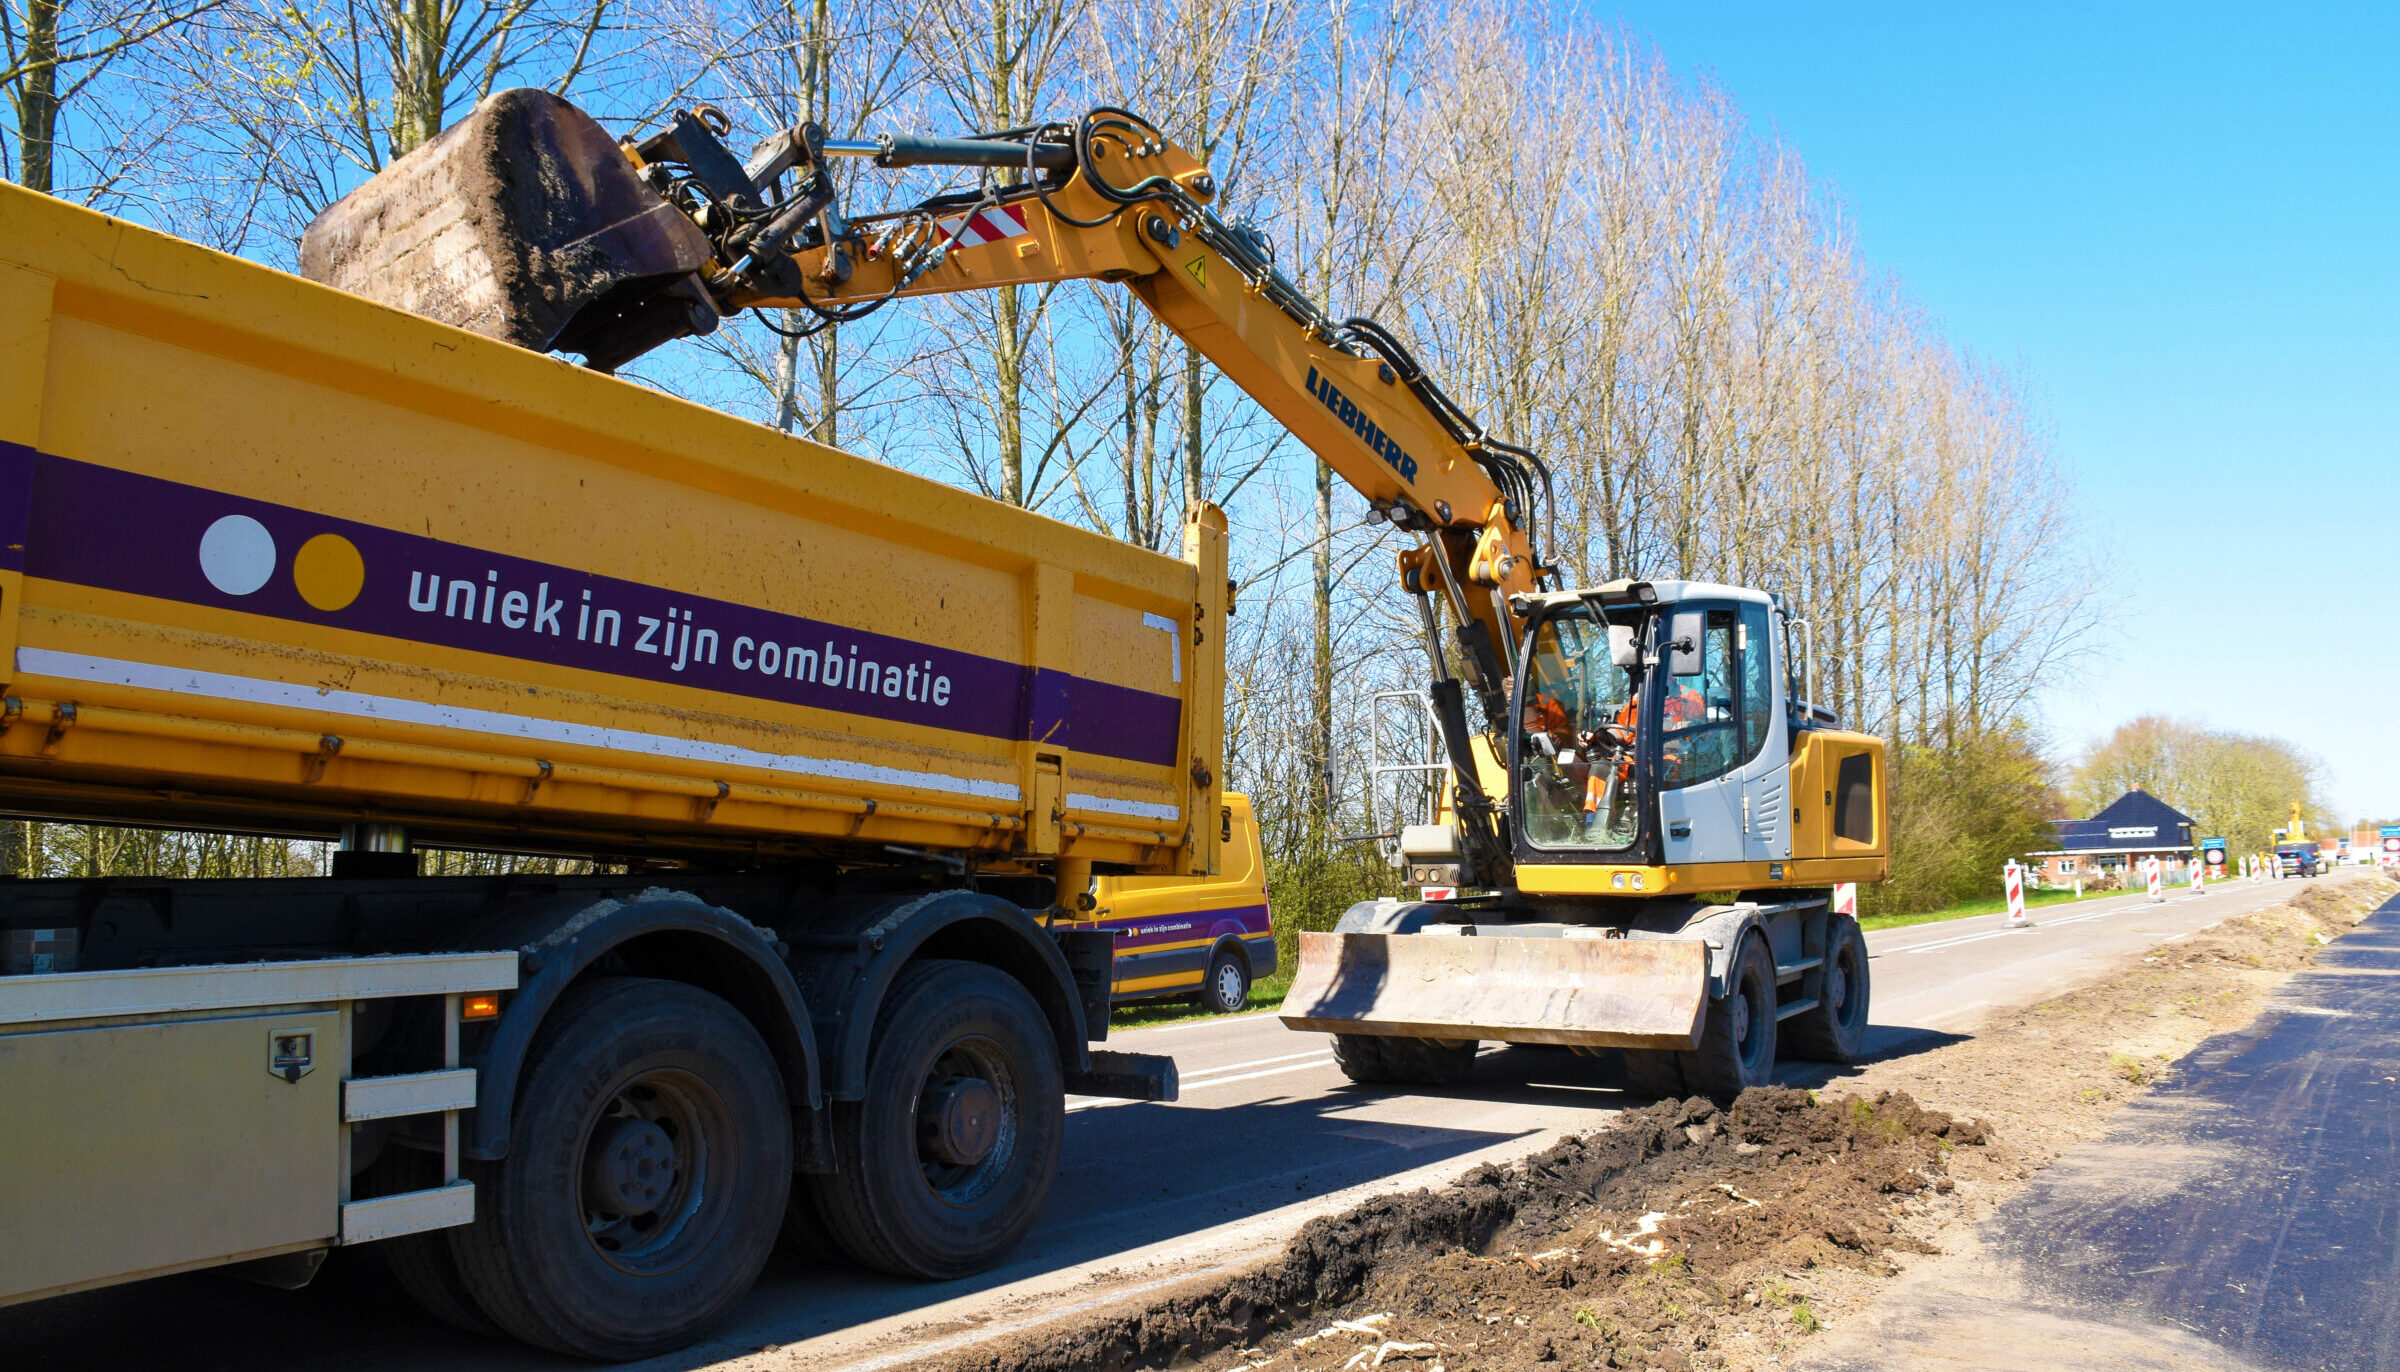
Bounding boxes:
2189 858 2206 895
2004 860 2026 926
2145 855 2164 903
1833 882 1857 919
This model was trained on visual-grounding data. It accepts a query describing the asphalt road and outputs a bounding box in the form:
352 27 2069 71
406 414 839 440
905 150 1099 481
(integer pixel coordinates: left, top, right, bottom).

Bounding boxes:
0 877 2318 1372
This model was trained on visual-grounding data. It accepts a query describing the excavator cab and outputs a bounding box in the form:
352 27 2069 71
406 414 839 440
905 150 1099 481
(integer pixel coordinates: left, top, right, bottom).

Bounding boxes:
1507 583 1801 877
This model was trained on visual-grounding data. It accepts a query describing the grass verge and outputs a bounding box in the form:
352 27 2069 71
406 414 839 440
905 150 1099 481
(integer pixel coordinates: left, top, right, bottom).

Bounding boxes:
1858 884 2119 933
1108 968 1295 1030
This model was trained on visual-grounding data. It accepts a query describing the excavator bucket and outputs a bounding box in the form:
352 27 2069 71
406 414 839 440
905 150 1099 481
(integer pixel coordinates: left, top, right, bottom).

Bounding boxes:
1279 931 1710 1050
298 88 719 371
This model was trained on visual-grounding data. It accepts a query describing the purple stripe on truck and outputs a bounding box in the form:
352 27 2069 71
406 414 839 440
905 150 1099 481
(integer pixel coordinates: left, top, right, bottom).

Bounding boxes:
4 446 1183 767
1103 902 1271 951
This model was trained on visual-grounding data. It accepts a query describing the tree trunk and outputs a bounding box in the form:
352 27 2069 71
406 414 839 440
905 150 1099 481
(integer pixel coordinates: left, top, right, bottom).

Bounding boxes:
14 0 61 192
1310 457 1333 818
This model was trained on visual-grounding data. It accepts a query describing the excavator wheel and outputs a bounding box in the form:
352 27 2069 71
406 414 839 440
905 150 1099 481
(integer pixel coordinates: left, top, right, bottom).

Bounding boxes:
1330 1034 1479 1087
1623 936 1778 1104
1782 915 1871 1062
1621 1045 1689 1100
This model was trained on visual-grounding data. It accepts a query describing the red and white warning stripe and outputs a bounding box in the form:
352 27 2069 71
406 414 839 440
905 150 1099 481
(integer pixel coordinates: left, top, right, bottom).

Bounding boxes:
1832 882 1857 918
2003 860 2026 926
936 203 1032 248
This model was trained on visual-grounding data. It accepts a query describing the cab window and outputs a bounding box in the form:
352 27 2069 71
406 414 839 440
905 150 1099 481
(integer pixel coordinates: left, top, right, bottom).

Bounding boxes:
1739 602 1773 761
1661 610 1738 789
1517 608 1641 850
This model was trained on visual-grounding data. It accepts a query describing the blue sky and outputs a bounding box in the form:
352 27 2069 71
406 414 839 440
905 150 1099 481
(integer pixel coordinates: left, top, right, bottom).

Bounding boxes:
1603 2 2400 820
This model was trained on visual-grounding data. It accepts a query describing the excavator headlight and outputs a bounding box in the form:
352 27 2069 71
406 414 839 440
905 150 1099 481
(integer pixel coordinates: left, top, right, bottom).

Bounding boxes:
1611 873 1629 891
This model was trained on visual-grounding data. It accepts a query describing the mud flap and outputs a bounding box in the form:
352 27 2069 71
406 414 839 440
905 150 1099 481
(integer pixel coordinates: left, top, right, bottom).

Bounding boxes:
298 88 718 369
1065 1050 1179 1101
1279 931 1709 1050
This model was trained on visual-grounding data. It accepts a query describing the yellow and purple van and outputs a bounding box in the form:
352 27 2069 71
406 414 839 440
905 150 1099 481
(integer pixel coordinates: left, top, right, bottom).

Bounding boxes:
1083 793 1274 1013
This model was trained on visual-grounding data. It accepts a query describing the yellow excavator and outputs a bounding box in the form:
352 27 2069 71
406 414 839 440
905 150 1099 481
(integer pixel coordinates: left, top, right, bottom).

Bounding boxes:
307 90 1890 1097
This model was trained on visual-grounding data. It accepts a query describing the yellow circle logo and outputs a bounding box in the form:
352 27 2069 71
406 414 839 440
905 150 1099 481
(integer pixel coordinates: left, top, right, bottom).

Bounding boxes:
292 533 365 611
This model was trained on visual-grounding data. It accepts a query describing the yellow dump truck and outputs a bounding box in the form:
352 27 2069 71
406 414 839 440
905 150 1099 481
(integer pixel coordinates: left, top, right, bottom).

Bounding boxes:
0 180 1218 1358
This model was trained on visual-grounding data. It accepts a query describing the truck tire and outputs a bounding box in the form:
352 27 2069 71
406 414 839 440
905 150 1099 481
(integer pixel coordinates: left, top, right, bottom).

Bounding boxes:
1782 916 1870 1063
368 1148 499 1337
777 1177 842 1266
448 977 791 1361
1330 1034 1478 1086
809 959 1064 1280
1628 937 1777 1103
1197 944 1250 1015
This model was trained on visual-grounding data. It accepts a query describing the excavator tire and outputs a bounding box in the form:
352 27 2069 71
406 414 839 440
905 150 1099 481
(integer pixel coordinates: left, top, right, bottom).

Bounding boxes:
1621 1046 1689 1100
1782 916 1871 1062
1331 1034 1479 1086
1624 937 1778 1104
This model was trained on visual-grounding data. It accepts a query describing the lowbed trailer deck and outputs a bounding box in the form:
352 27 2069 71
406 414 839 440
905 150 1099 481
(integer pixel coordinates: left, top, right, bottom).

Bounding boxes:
0 180 1220 1358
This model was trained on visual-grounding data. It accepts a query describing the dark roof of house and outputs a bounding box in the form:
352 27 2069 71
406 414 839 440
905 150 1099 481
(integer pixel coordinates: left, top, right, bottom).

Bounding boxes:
2044 789 2195 853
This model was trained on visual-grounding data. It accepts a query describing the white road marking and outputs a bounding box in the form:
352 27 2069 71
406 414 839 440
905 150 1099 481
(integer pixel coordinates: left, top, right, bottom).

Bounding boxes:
1068 1050 1338 1112
1137 1008 1287 1034
1179 1048 1335 1078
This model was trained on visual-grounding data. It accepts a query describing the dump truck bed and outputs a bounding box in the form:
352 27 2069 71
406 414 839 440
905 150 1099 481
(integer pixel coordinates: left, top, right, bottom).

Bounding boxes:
0 185 1224 871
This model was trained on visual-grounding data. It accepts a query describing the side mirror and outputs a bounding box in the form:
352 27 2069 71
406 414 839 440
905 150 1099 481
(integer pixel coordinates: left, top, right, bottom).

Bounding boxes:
1607 623 1638 669
1668 610 1704 677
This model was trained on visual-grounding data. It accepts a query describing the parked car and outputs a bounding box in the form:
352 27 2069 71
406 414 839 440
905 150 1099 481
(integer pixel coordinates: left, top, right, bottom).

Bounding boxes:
1077 793 1273 1013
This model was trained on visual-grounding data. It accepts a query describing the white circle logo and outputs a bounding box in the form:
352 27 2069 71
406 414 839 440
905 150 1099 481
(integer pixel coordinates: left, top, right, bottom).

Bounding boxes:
198 515 277 596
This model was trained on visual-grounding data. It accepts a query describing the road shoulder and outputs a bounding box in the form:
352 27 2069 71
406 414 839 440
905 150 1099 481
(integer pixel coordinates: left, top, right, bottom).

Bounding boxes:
908 872 2396 1372
1797 876 2400 1371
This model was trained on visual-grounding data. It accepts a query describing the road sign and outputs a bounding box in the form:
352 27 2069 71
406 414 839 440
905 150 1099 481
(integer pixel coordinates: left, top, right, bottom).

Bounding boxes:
2145 855 2164 902
2004 861 2026 926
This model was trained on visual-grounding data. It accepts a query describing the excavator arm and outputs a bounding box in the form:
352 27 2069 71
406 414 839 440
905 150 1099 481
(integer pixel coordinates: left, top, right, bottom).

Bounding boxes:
303 92 1550 882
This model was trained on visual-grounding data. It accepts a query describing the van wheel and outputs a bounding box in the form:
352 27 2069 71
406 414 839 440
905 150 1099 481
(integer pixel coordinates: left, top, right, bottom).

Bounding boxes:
810 960 1063 1279
1783 916 1870 1062
1331 1034 1478 1086
1197 945 1250 1015
447 978 791 1361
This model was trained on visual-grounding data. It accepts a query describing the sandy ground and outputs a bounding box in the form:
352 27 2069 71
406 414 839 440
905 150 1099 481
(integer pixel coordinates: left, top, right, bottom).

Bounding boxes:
926 872 2397 1372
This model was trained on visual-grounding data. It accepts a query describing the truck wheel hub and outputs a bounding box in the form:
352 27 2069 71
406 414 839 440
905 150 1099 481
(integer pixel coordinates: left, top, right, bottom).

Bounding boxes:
585 1116 678 1216
919 1075 1001 1167
1826 963 1847 1012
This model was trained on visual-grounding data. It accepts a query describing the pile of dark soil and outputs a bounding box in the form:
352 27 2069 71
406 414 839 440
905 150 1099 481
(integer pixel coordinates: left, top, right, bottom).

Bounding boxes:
938 1088 1983 1372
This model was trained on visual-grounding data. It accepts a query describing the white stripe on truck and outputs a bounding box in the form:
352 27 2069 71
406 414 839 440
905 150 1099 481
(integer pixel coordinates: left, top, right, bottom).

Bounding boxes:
17 647 1023 803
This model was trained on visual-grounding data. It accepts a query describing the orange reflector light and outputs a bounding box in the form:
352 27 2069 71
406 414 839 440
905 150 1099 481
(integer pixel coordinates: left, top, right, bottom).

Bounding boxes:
462 993 502 1021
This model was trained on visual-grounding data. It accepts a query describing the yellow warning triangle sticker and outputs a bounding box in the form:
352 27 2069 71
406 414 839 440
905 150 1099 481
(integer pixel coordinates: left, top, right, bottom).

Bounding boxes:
1185 257 1208 288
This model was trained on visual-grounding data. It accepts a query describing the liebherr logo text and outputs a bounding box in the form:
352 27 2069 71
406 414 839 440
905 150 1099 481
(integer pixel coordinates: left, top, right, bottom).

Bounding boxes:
1306 366 1419 483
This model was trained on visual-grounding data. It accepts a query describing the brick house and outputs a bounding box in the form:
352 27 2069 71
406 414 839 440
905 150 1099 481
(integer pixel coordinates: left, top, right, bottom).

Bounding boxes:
2026 786 2196 887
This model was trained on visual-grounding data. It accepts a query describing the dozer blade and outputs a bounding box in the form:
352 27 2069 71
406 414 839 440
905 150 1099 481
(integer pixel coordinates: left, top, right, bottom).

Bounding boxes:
298 88 719 370
1280 931 1708 1050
